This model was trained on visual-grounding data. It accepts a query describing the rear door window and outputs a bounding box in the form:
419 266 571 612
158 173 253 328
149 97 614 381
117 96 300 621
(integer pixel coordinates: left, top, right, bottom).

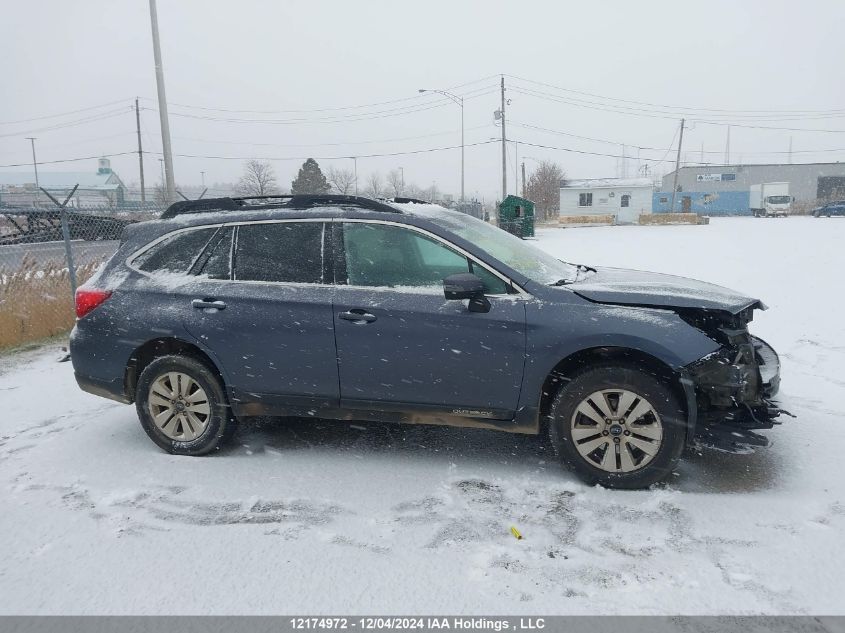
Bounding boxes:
133 227 218 274
234 222 325 283
193 227 233 280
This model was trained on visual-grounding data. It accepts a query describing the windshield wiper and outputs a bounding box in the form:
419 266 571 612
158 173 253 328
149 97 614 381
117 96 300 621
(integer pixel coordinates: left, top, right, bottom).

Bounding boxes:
550 263 596 286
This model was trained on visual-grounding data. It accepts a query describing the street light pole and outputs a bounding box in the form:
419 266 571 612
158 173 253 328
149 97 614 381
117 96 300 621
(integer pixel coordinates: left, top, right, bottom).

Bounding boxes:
419 88 464 202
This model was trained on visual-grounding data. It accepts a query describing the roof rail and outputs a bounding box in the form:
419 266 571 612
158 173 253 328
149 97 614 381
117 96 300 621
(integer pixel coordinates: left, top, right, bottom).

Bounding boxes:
160 194 401 219
390 197 431 204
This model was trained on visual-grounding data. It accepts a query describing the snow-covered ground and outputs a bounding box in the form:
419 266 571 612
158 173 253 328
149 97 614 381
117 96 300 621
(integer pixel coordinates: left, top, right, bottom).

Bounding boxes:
1 217 843 615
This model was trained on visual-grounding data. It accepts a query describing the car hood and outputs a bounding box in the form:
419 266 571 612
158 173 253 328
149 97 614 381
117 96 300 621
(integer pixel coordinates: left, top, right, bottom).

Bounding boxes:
570 267 765 314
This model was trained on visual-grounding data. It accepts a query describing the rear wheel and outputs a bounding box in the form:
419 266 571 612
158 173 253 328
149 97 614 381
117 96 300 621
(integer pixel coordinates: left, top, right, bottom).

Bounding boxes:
548 365 686 489
136 355 235 455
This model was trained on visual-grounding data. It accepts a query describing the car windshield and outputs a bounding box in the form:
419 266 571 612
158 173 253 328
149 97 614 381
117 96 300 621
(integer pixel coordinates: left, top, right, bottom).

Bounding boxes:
414 207 578 284
767 196 790 204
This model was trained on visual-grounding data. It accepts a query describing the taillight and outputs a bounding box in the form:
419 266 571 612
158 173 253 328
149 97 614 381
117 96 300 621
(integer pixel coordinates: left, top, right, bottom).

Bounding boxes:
75 288 112 318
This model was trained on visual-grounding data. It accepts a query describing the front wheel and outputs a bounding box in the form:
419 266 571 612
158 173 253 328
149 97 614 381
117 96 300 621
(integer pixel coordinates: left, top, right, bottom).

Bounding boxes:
136 355 235 455
548 365 686 489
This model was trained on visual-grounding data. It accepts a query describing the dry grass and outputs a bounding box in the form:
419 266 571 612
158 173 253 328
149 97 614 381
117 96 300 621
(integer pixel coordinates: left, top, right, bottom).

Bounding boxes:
0 256 103 350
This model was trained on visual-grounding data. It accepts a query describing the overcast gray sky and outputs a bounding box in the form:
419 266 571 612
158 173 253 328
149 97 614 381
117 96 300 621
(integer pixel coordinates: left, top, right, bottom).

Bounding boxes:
2 0 844 201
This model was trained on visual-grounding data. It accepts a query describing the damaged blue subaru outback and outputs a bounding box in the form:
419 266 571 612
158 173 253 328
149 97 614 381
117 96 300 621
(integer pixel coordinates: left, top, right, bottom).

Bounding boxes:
70 195 786 489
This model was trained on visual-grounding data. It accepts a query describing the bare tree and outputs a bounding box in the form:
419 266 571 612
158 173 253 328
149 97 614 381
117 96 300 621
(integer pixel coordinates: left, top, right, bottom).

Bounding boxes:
364 172 383 198
236 160 278 196
153 183 168 206
524 160 566 220
327 167 357 195
404 183 424 199
386 169 404 197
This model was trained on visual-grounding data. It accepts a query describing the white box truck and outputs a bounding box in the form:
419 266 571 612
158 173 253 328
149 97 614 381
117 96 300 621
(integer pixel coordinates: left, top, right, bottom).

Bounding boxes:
750 182 792 217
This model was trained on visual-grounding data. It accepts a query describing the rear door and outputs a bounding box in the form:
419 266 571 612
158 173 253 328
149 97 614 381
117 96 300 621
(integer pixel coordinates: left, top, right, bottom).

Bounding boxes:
179 219 340 410
331 220 526 420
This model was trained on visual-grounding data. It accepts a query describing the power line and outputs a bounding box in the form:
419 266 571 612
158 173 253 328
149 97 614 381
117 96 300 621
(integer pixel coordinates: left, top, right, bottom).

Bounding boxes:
692 120 845 133
0 108 132 138
0 131 136 155
510 84 845 128
505 74 845 117
141 139 498 162
143 86 499 125
510 120 845 155
170 124 495 149
0 151 136 169
510 138 721 165
509 120 668 151
140 74 500 115
0 99 133 126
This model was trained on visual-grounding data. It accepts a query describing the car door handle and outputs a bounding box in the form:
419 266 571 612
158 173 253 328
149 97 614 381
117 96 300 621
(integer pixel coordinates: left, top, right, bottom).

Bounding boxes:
338 309 377 324
192 299 227 311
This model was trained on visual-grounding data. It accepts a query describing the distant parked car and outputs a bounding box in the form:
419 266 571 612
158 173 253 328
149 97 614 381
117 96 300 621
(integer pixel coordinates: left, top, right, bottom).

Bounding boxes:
812 201 845 217
70 195 787 489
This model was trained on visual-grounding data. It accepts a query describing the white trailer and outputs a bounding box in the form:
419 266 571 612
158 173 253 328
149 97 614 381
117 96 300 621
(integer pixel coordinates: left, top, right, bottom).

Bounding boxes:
750 182 792 217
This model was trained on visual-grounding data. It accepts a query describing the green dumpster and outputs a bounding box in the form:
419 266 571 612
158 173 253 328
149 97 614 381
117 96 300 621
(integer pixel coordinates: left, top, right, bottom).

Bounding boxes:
497 195 535 238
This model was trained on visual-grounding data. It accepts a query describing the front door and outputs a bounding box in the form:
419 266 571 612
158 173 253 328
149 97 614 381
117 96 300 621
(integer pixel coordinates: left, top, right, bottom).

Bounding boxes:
331 221 527 420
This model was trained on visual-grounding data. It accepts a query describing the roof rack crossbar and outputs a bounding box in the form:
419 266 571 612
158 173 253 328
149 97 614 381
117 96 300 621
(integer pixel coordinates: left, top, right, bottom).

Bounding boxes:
160 194 401 219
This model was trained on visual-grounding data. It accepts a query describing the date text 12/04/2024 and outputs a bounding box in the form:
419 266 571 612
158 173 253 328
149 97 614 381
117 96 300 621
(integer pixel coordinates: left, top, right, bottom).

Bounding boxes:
289 617 546 630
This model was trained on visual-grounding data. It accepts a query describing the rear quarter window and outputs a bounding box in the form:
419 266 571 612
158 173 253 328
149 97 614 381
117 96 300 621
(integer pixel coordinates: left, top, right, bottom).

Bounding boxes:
132 228 218 274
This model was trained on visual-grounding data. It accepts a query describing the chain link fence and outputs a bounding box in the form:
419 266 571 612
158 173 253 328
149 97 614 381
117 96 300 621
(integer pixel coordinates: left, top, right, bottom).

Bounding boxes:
0 203 163 350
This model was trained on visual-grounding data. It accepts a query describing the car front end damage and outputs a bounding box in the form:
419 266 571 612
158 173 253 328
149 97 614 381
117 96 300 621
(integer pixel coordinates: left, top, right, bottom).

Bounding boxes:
678 305 791 453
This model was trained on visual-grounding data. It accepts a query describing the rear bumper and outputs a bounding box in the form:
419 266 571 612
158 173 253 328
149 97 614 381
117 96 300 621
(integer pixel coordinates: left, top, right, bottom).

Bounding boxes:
75 372 131 404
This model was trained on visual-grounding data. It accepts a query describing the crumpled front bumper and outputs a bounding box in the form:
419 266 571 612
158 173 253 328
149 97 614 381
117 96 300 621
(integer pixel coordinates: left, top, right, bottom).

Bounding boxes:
682 335 790 452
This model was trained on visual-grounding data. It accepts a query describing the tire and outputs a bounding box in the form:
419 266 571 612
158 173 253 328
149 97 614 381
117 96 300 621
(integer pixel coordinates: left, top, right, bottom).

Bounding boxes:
135 354 235 455
548 364 686 489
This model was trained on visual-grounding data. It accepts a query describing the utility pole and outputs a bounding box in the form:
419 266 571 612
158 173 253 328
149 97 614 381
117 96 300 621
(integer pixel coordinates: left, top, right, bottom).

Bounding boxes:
26 137 40 203
788 136 793 164
521 161 526 198
724 125 731 164
669 118 685 213
201 171 206 187
500 76 507 201
399 166 404 194
148 0 176 204
134 98 146 202
352 157 358 195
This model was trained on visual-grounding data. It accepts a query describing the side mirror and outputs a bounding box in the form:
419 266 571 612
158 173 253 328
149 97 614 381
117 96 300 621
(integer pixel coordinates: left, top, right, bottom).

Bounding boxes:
443 273 490 313
444 273 484 299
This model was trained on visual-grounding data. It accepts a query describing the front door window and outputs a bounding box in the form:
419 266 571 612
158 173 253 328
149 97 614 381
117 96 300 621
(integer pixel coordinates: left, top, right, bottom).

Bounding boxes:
341 222 508 294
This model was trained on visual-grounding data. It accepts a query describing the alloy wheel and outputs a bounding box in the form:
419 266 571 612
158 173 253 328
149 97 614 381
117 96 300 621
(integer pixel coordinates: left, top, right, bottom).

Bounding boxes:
570 389 663 473
148 372 211 441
